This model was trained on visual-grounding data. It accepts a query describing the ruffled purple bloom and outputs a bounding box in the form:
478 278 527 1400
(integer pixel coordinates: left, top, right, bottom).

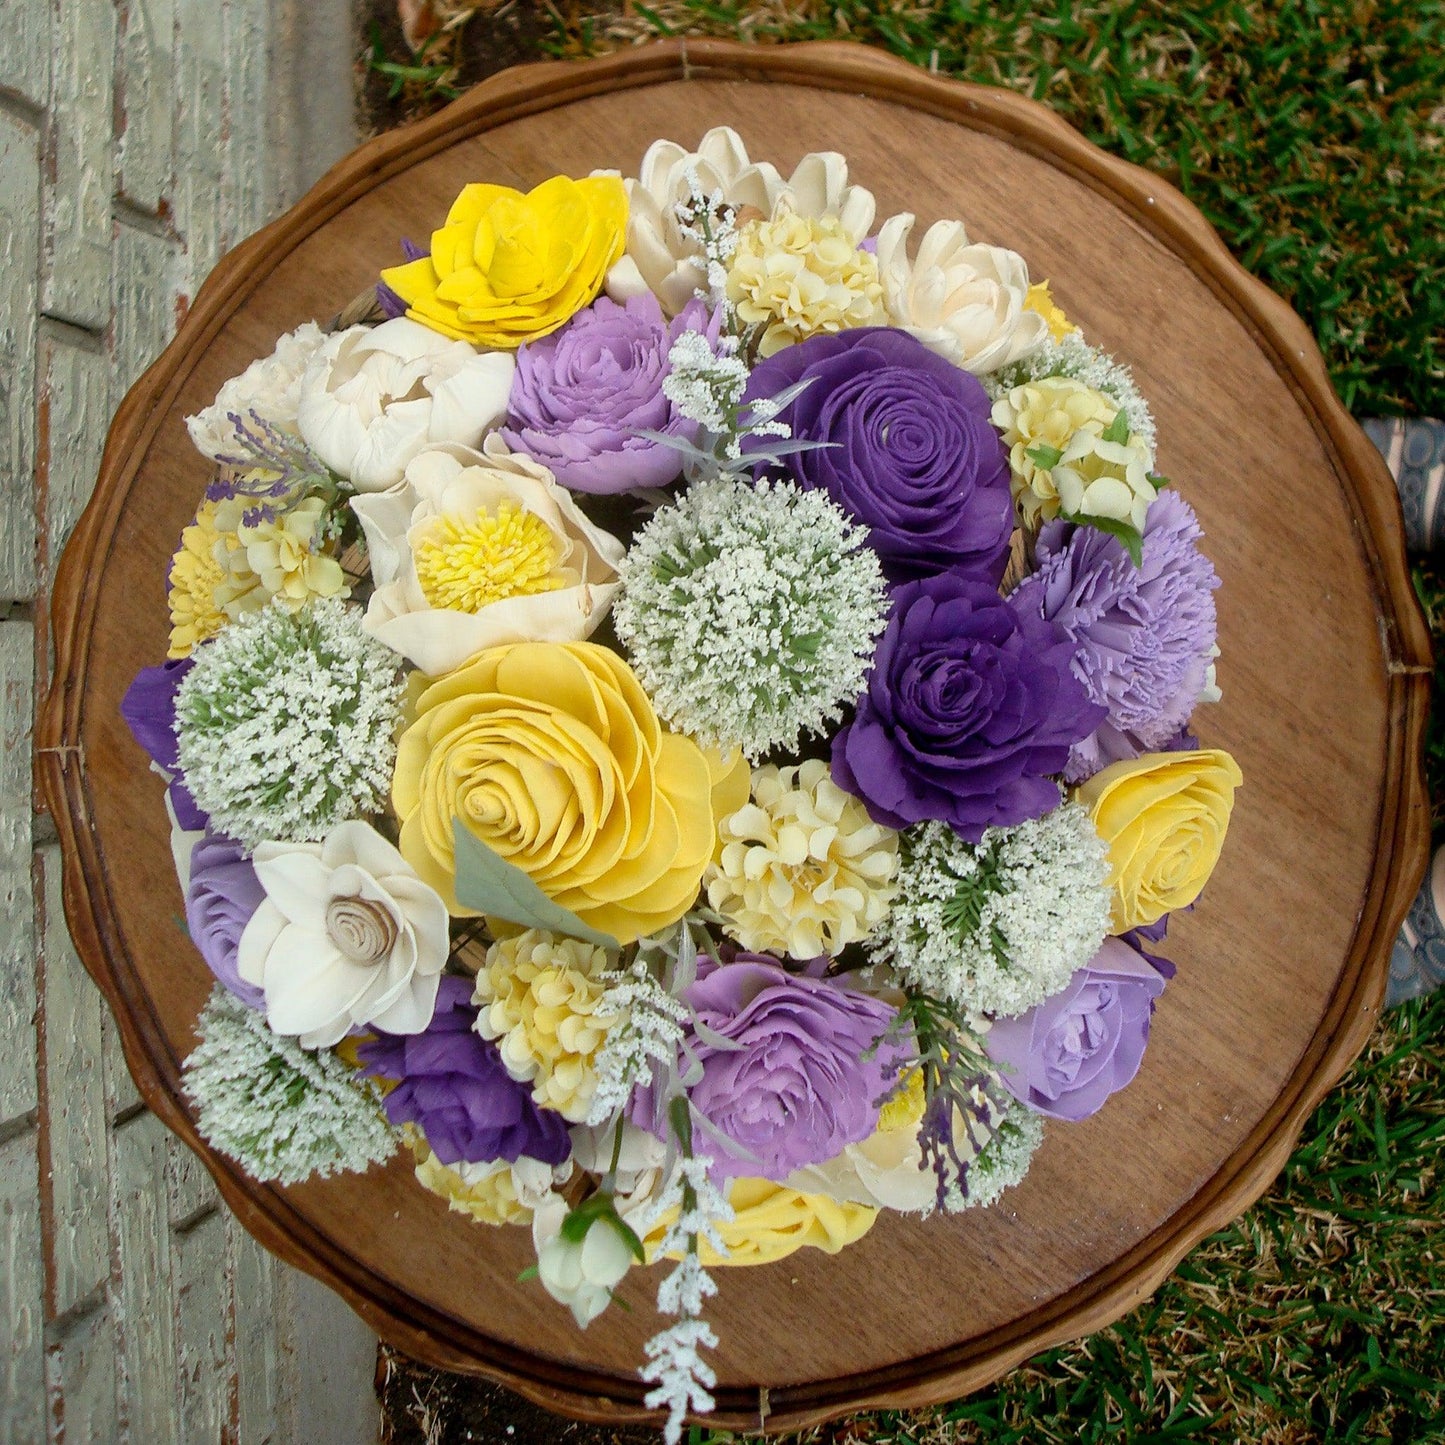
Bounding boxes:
358 977 570 1168
121 657 205 829
1012 490 1219 783
499 292 715 494
985 937 1166 1122
636 955 900 1184
743 327 1013 583
832 572 1106 840
184 833 266 1010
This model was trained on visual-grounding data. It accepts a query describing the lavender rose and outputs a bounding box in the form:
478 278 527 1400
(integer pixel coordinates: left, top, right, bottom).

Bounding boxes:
832 572 1105 840
121 657 205 829
499 292 715 494
639 955 899 1184
743 327 1013 582
985 937 1166 1122
358 976 570 1168
184 833 266 1010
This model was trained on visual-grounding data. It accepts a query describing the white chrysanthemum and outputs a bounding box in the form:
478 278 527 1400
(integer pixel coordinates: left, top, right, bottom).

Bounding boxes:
867 803 1112 1018
174 599 404 850
706 760 899 958
182 986 394 1186
613 478 888 759
945 1099 1044 1212
985 331 1157 460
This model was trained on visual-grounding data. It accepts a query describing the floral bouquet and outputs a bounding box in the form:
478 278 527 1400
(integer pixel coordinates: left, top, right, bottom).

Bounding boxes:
123 129 1242 1439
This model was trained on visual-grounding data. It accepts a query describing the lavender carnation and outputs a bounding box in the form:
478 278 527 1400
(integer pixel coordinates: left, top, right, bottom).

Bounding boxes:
1012 489 1219 783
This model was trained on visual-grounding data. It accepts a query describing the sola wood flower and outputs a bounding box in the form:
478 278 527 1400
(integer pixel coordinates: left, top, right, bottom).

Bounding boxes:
296 316 514 492
350 439 624 676
210 493 349 619
409 1128 562 1226
166 502 230 658
237 820 451 1049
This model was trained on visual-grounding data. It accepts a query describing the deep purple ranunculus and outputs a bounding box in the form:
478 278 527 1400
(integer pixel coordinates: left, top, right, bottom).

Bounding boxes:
184 832 266 1010
831 572 1106 840
499 292 716 494
358 977 571 1168
985 937 1166 1122
121 657 206 829
636 955 900 1184
743 327 1013 583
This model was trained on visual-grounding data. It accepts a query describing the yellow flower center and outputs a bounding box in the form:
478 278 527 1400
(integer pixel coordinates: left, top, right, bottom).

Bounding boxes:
877 1068 926 1133
413 502 564 614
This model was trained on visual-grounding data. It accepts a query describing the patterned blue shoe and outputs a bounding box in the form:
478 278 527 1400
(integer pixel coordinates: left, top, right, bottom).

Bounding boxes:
1390 850 1445 1007
1362 417 1445 552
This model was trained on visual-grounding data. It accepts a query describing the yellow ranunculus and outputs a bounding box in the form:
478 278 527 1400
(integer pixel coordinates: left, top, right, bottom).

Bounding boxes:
380 176 627 349
392 641 743 946
643 1177 878 1267
1075 749 1243 932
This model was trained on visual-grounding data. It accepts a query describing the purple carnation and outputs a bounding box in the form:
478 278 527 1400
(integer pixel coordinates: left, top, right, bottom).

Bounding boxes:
985 937 1166 1122
358 977 570 1168
743 327 1013 583
1012 490 1219 783
121 657 205 829
832 572 1106 840
499 292 715 494
636 955 900 1184
184 833 266 1009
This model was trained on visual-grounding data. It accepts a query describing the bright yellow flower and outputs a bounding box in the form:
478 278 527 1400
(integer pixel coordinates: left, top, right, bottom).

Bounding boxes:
1025 280 1074 341
1074 749 1243 931
392 641 744 945
167 503 231 658
380 176 627 349
412 500 566 614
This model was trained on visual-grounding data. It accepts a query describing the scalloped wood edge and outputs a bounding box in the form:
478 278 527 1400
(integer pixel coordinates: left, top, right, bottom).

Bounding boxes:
36 38 1432 1436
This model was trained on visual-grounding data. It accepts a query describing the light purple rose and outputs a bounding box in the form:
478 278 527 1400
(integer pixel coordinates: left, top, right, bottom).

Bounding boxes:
184 833 266 1010
985 938 1166 1122
499 292 716 494
637 955 900 1183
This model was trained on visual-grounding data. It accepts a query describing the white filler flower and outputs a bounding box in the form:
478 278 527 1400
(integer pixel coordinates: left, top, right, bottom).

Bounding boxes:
238 820 450 1049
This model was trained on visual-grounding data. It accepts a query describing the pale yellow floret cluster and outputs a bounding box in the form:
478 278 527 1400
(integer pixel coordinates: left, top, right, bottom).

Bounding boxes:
726 209 884 358
473 929 621 1122
166 502 231 658
408 1130 533 1226
706 759 900 959
412 500 566 614
211 494 349 620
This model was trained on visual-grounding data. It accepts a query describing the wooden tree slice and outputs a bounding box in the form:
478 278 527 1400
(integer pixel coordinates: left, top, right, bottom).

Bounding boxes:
37 39 1431 1436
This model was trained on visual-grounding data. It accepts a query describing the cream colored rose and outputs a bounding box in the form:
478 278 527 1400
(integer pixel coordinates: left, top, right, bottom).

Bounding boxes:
295 316 514 491
875 213 1048 374
349 438 624 675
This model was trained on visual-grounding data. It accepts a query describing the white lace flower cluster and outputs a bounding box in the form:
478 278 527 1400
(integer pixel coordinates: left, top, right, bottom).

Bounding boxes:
613 477 888 758
867 803 1112 1018
174 598 404 849
584 958 691 1128
945 1100 1045 1213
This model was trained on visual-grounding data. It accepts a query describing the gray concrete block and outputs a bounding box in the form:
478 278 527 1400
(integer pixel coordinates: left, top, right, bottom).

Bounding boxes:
164 1133 218 1229
0 1130 47 1445
222 1 278 244
0 622 37 1128
117 0 177 216
37 331 108 593
111 222 181 401
231 1222 279 1443
173 0 225 299
172 1208 230 1442
44 1302 119 1445
0 0 50 111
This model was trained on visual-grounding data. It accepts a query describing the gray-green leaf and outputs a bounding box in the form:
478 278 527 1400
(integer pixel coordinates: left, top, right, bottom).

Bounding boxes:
1101 410 1131 445
1026 443 1064 471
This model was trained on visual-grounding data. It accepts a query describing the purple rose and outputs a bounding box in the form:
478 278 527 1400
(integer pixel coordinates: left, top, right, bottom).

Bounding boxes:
985 938 1166 1122
184 833 266 1009
832 572 1106 840
358 977 570 1168
743 328 1013 583
121 657 206 829
636 955 899 1184
499 293 716 494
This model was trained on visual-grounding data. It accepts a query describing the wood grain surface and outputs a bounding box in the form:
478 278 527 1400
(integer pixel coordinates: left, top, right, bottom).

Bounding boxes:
36 40 1432 1436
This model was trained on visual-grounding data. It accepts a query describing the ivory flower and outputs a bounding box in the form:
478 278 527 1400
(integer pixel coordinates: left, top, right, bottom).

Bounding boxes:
393 642 746 944
236 820 450 1049
726 209 884 357
295 317 514 492
409 1128 562 1226
473 930 620 1122
211 495 349 619
875 213 1048 374
531 1194 636 1327
732 148 876 242
349 439 624 676
166 502 230 657
380 176 627 349
706 760 899 958
1075 749 1243 931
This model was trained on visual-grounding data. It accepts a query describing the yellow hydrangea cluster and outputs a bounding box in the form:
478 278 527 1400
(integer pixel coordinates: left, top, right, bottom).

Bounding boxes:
726 207 885 358
410 1132 534 1226
473 928 621 1122
706 759 899 959
167 502 231 658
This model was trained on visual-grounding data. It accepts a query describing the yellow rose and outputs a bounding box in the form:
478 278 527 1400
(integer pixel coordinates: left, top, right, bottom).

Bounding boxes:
643 1177 878 1268
380 176 627 349
1075 749 1243 931
392 641 744 945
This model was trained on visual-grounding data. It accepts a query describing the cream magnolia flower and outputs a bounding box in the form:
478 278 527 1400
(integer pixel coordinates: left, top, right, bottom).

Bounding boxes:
731 148 876 243
186 321 327 461
531 1194 635 1328
875 213 1048 374
237 820 450 1049
295 316 514 491
707 759 899 958
349 438 624 675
